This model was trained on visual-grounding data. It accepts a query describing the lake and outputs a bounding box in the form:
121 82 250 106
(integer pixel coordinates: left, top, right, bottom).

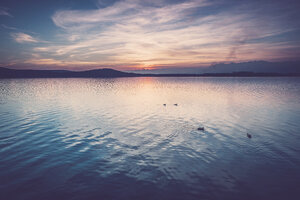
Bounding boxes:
0 77 300 200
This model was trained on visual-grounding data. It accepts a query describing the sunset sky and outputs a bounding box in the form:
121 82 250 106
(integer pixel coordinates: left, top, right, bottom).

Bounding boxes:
1 0 300 71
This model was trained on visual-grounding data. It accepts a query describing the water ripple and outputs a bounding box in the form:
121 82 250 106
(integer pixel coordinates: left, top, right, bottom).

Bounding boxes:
0 77 300 199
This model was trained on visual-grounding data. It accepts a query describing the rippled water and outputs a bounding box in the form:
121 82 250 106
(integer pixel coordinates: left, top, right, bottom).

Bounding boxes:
0 77 300 200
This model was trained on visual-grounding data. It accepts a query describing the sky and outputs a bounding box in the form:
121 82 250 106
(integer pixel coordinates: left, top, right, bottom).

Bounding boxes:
0 0 300 71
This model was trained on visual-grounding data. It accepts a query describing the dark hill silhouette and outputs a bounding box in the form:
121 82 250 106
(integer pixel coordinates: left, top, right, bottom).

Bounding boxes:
130 61 300 74
0 67 137 78
0 66 299 79
79 68 137 77
206 61 300 73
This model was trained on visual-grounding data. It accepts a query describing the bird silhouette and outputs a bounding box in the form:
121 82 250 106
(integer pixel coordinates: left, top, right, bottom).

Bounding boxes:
247 133 252 138
197 127 204 131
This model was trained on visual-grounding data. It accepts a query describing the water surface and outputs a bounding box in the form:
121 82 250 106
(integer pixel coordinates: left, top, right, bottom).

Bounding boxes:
0 77 300 200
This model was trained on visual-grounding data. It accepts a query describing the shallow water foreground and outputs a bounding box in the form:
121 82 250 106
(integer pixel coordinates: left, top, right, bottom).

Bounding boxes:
0 77 300 200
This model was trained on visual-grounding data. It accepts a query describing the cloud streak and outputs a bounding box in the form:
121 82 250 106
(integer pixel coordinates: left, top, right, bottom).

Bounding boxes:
11 33 39 43
9 0 300 70
0 7 12 17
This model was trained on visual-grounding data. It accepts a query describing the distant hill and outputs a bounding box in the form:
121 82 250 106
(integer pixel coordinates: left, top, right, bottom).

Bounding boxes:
130 61 300 74
0 64 299 78
206 61 300 74
0 68 138 78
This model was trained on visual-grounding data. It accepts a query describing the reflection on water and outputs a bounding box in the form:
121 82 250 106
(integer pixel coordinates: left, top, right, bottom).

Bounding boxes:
0 77 300 200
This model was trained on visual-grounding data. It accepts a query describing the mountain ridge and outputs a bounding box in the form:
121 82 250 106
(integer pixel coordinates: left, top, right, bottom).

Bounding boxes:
129 61 300 74
1 61 300 78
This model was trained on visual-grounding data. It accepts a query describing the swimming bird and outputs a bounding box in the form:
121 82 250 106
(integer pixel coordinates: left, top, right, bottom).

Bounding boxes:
247 133 252 138
197 127 205 131
174 104 178 106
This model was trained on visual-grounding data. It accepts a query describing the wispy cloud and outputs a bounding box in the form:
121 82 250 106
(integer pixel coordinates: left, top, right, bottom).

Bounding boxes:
11 33 39 43
0 7 13 17
1 24 17 30
17 0 300 69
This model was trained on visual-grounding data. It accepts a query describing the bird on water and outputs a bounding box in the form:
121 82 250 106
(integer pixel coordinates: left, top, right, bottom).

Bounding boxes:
198 127 205 131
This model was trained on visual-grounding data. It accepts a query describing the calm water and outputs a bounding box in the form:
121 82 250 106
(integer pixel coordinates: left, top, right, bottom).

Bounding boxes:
0 77 300 200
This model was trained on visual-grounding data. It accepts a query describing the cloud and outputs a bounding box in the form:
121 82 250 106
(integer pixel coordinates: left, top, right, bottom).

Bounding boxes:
52 0 209 30
0 7 12 17
1 24 17 30
11 33 39 43
20 0 300 69
24 58 98 66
